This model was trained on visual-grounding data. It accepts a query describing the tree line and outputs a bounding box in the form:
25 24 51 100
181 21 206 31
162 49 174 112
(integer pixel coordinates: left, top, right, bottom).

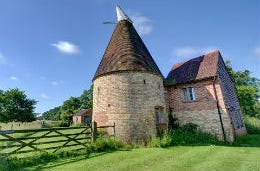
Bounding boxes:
41 85 93 126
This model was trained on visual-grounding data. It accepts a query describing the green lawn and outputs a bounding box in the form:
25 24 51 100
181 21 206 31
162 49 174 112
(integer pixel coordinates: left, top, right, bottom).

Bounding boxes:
23 145 260 171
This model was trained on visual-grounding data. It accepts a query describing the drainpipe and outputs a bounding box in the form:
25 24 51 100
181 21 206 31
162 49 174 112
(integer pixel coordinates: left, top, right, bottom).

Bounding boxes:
213 76 226 141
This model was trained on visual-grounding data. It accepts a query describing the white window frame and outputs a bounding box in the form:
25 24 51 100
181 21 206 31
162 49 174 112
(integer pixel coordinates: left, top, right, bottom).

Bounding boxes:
182 86 196 102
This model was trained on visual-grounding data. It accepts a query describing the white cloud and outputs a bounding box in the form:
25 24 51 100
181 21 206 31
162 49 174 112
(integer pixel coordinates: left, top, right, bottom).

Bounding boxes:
172 46 218 58
51 41 80 54
51 81 58 86
0 52 7 64
130 12 153 35
9 76 18 81
254 47 260 57
40 93 49 99
51 80 63 86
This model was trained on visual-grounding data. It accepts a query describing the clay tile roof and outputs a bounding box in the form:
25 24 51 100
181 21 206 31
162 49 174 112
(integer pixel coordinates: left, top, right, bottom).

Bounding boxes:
165 50 221 86
93 19 163 81
73 109 92 116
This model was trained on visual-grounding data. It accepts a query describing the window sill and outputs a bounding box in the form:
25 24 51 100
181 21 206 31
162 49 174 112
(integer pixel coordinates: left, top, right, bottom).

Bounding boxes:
182 100 197 103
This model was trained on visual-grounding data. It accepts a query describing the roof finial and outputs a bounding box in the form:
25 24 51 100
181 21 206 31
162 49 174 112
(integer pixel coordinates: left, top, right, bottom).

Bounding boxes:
116 6 132 23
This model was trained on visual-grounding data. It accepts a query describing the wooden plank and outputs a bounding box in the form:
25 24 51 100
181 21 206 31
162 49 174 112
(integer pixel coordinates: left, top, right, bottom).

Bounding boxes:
0 132 91 142
97 125 114 128
0 137 91 149
52 129 86 153
0 126 91 134
1 133 41 155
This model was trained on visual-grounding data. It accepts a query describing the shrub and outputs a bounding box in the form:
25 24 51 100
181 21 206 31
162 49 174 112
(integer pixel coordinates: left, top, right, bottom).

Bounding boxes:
147 123 225 147
243 116 260 134
92 138 125 152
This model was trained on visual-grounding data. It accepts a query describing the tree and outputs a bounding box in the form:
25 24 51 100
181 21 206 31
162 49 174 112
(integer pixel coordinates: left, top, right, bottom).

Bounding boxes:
41 85 93 124
42 106 61 120
79 85 93 109
60 97 81 125
0 88 37 122
225 61 260 117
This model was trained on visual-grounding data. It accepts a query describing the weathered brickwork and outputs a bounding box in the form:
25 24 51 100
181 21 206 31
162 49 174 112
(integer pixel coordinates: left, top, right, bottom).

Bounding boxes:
217 58 247 135
72 116 83 124
93 71 167 143
165 79 235 141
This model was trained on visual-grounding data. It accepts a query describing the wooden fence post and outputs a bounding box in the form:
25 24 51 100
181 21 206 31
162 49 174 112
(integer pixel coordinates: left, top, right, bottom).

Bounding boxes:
91 122 97 142
113 122 116 139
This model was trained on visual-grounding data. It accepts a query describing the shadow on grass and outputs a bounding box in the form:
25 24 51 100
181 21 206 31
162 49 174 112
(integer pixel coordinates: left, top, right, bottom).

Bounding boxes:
20 149 132 171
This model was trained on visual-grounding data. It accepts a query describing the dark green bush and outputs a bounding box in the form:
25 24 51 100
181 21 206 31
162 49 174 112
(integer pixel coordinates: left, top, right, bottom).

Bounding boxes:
92 138 125 152
148 123 226 147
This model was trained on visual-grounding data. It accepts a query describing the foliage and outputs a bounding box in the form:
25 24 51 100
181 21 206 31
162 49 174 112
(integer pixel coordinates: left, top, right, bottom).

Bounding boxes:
225 61 260 117
237 86 259 117
91 138 125 152
42 106 61 121
41 85 93 124
59 97 81 125
233 134 260 147
168 109 179 131
0 88 37 123
243 115 260 134
148 123 225 148
79 85 93 110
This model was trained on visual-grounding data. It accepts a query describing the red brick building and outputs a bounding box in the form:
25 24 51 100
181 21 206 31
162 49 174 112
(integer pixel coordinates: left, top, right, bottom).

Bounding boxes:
72 109 92 125
165 51 247 141
92 6 246 143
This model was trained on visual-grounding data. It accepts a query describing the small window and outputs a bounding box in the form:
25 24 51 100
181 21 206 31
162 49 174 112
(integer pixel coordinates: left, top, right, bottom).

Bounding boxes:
143 79 146 84
182 87 196 102
155 107 164 124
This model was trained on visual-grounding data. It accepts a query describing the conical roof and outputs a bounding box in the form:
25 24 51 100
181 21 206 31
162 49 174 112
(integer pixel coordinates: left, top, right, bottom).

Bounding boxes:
93 7 163 81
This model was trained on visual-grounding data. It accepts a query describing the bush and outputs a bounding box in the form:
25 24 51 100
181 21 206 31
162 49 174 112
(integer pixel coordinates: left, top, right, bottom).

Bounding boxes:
92 138 125 152
243 116 260 134
148 123 224 147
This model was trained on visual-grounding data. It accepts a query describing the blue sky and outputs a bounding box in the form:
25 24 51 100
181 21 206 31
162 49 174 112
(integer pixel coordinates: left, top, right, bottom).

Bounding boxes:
0 0 259 113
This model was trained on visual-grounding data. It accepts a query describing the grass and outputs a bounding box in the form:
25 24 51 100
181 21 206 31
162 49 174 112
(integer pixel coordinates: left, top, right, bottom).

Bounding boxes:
1 118 260 171
0 120 61 130
22 145 260 171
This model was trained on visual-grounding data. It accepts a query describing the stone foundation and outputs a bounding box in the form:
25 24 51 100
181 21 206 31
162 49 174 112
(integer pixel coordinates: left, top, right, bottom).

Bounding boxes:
173 109 235 141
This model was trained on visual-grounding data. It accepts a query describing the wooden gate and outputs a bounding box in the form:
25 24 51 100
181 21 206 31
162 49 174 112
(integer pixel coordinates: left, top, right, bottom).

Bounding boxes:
0 122 115 156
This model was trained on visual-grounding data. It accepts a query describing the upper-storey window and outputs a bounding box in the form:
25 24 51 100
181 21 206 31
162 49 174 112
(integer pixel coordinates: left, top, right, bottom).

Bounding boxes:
182 86 196 102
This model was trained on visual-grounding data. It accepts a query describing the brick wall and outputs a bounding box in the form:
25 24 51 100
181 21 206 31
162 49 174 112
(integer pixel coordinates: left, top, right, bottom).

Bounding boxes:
72 116 83 124
93 71 167 143
217 58 247 135
165 79 235 141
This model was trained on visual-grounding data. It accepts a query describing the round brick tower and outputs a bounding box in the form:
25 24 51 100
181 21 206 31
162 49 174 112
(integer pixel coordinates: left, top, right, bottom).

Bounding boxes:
92 6 167 143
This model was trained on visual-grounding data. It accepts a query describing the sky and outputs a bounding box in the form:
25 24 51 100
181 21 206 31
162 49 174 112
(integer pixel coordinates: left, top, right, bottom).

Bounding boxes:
0 0 259 114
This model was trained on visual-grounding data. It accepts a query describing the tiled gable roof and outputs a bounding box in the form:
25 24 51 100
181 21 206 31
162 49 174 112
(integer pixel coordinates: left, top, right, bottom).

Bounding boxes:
165 50 221 86
93 20 163 81
73 109 92 116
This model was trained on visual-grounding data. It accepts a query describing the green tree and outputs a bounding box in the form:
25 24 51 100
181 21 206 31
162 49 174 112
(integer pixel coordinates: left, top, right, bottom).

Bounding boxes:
60 97 81 125
41 85 93 124
0 88 37 122
79 85 93 109
42 106 61 120
225 61 260 117
237 86 258 117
